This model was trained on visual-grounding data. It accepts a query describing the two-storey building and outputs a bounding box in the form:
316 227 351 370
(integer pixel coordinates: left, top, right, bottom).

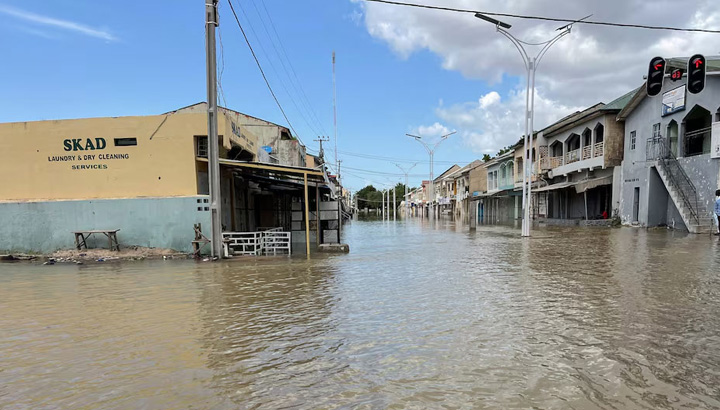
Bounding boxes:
617 56 720 233
535 92 631 224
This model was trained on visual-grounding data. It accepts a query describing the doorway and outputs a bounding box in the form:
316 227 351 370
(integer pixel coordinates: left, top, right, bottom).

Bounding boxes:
632 187 640 223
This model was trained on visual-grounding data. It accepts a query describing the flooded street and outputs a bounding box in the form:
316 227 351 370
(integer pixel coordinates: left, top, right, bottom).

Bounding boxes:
3 219 720 409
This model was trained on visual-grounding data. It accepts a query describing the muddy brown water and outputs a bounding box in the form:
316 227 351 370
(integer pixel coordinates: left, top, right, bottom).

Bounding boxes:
2 218 720 409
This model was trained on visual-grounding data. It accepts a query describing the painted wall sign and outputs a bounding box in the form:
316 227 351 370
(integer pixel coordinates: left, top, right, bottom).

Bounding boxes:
63 138 107 151
49 138 131 170
661 85 686 117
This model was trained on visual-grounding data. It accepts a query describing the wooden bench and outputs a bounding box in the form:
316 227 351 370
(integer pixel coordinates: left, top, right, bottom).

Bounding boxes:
73 229 120 251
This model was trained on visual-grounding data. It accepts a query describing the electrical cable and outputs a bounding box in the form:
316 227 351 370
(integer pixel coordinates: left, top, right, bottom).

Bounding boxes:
363 0 720 34
227 0 305 146
233 0 321 139
256 0 330 136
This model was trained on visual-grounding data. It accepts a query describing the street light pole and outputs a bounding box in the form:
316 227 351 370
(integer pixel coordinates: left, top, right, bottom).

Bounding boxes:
396 163 417 218
474 13 575 237
406 132 456 220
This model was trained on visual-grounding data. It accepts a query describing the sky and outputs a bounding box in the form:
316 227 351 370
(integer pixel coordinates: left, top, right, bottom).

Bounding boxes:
0 0 718 192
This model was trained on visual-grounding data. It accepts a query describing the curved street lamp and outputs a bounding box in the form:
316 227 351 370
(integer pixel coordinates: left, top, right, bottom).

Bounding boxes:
406 131 456 219
473 12 585 237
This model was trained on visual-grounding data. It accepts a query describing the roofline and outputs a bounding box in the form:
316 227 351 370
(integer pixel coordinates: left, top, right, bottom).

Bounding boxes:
541 103 606 136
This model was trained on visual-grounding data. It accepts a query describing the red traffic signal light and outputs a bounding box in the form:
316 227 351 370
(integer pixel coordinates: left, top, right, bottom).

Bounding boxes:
687 54 706 94
671 69 683 81
646 56 665 97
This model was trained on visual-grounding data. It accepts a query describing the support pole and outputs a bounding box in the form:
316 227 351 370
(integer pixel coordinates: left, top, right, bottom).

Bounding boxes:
393 187 396 221
316 185 320 246
584 190 589 221
382 190 385 220
205 0 223 258
304 173 310 256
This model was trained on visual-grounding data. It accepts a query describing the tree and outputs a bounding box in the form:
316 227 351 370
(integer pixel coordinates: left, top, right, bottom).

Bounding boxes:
482 154 492 162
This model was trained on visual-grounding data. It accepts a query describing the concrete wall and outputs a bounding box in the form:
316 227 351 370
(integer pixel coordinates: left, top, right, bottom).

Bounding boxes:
604 113 625 168
620 75 720 226
677 155 720 214
0 196 211 254
469 165 487 195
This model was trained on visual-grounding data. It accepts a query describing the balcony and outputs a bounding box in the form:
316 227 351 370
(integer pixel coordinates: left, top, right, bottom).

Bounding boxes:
543 141 605 176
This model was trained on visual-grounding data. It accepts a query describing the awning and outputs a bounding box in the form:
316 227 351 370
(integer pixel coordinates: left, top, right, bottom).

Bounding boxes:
534 181 575 192
574 176 613 193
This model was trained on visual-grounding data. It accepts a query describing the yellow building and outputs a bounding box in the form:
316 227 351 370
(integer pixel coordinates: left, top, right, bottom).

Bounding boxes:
0 105 331 254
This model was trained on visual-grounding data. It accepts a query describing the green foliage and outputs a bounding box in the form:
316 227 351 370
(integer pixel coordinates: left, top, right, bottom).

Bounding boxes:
354 183 408 209
482 154 492 162
496 145 514 156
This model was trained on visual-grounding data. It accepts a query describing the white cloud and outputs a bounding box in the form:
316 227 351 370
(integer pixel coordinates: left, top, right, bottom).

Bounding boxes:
414 122 453 138
0 4 117 41
436 88 583 155
354 0 720 154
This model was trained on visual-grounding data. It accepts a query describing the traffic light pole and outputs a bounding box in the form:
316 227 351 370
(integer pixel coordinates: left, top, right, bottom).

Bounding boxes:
477 14 572 237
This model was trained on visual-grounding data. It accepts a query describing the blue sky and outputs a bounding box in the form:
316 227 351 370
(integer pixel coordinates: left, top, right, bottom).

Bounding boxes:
0 0 504 191
1 0 715 191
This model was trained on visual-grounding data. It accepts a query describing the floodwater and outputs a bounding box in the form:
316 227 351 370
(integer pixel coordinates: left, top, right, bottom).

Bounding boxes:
2 218 720 410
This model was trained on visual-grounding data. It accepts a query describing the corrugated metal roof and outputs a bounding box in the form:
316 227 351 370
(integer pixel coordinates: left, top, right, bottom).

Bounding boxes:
601 88 637 111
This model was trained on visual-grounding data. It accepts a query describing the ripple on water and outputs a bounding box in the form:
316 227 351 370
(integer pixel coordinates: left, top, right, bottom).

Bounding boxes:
2 219 720 409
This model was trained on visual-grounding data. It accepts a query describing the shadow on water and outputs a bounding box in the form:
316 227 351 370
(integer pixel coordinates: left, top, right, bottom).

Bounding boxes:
2 218 720 409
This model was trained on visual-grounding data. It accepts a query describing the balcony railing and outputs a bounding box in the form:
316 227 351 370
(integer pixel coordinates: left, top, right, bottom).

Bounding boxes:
566 148 581 164
582 145 592 160
594 141 604 157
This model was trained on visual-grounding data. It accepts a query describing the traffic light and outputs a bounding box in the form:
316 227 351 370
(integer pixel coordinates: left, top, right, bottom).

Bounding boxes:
646 56 666 97
687 54 706 94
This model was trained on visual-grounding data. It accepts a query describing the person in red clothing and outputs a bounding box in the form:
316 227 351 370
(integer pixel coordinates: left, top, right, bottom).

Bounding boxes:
601 210 608 219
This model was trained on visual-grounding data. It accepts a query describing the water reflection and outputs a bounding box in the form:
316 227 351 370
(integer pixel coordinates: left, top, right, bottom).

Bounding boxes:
2 219 720 409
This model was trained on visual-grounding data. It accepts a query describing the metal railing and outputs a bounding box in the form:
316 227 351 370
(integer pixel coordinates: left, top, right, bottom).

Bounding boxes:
660 151 700 225
223 228 291 256
647 137 700 225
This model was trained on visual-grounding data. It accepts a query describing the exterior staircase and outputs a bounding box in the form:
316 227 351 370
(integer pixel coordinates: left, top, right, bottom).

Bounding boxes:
655 155 713 234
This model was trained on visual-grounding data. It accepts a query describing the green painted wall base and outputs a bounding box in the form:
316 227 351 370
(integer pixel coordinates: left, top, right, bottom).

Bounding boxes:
0 196 212 254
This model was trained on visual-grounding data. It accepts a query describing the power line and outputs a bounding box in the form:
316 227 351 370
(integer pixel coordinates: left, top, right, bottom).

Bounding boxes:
256 0 330 136
226 0 305 146
337 149 462 165
363 0 720 34
232 0 321 139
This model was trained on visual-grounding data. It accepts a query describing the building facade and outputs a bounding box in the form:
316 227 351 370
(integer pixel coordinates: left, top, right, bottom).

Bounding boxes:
535 93 630 224
617 57 720 233
0 105 334 254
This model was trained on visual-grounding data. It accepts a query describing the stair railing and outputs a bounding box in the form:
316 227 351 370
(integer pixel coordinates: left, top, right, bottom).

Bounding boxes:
660 151 700 226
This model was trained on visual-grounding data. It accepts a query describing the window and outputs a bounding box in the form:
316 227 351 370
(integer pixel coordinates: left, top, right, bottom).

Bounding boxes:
652 123 661 139
196 136 208 158
630 131 636 150
114 137 137 146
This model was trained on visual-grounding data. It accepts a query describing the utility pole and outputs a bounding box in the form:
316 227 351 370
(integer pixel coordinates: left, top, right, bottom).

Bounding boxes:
406 132 456 220
396 163 417 218
332 52 342 241
314 136 329 162
474 13 577 237
381 189 385 220
205 0 222 259
393 186 396 221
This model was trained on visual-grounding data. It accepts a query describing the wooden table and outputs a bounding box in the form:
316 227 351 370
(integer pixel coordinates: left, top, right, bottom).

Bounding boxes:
73 229 121 251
